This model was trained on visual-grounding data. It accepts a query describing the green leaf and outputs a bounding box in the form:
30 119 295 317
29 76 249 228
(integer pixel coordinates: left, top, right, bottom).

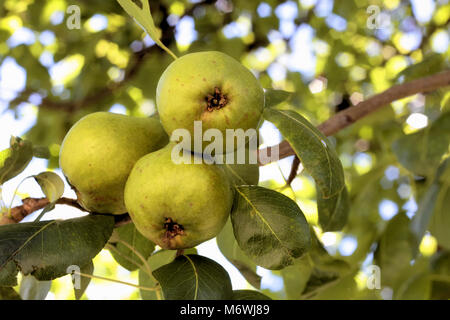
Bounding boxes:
281 254 313 299
430 280 450 300
223 162 260 186
19 275 51 300
0 136 33 185
219 143 260 186
109 222 155 271
231 185 311 270
309 231 350 274
304 272 358 300
264 89 293 109
317 186 350 231
332 0 358 20
430 252 450 299
33 171 64 203
74 261 93 300
0 261 18 287
153 254 233 300
411 158 450 253
34 203 56 222
375 213 414 286
442 92 450 112
216 218 261 289
263 108 345 198
0 148 12 168
301 232 351 298
232 290 271 300
0 287 21 300
392 111 450 177
410 182 441 248
139 249 177 300
431 251 450 275
116 0 177 59
396 53 445 82
395 273 431 300
428 160 450 250
0 215 114 284
302 268 340 298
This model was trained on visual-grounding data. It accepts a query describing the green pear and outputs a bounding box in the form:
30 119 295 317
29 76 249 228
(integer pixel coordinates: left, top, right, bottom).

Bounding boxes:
59 112 168 214
124 143 233 249
156 51 264 154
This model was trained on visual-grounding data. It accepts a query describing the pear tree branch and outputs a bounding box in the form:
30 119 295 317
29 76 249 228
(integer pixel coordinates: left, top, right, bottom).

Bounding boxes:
258 70 450 165
0 197 86 225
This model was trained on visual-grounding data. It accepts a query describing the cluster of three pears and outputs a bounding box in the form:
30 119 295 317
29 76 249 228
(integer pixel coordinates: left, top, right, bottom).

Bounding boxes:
60 51 264 249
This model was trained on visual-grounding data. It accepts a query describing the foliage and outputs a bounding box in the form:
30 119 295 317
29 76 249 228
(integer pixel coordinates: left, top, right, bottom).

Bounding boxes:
0 0 449 300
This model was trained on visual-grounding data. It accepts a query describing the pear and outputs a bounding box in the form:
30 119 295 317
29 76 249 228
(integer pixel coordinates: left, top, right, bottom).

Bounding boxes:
156 51 264 154
124 143 233 249
59 112 168 214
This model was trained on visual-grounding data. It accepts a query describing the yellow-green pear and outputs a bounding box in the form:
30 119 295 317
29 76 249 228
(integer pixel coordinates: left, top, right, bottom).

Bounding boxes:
59 112 168 214
124 143 233 249
156 51 264 154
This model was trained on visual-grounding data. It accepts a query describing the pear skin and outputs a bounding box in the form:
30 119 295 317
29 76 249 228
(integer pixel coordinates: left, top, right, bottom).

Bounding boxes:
124 143 233 249
156 51 264 154
60 112 168 214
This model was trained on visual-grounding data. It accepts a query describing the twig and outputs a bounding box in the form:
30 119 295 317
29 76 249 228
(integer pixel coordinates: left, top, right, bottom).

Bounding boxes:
286 156 300 186
0 195 137 227
0 197 87 225
55 197 87 211
259 70 450 165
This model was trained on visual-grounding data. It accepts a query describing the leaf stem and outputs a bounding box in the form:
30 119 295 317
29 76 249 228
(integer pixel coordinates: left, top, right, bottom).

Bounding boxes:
105 243 145 271
7 176 31 218
160 43 178 60
105 242 163 300
114 239 154 280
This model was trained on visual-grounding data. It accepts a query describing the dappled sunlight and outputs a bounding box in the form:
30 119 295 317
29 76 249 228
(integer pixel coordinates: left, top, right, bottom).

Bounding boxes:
85 14 108 33
419 234 438 257
49 54 85 86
